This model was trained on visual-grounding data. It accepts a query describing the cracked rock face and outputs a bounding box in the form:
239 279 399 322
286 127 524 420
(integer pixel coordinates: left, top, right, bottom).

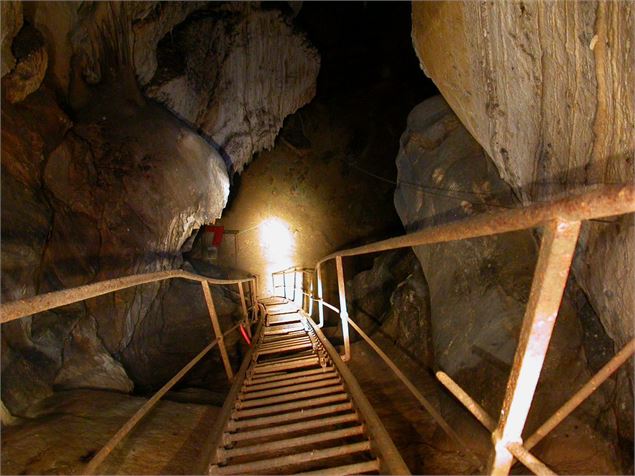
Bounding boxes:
411 1 634 446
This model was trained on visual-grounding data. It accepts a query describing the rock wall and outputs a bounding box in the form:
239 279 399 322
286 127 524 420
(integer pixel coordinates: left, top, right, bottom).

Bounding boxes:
346 250 434 368
145 3 320 173
1 2 318 414
411 0 634 449
394 96 620 469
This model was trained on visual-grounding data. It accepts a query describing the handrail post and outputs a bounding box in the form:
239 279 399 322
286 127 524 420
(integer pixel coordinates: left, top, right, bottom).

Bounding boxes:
293 269 297 304
316 264 324 328
335 256 351 362
308 273 314 317
201 281 234 382
282 271 287 299
238 282 251 338
488 219 581 476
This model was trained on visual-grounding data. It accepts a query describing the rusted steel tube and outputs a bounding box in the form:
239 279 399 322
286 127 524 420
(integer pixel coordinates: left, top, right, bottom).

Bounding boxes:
506 443 556 476
306 317 411 475
346 317 483 469
524 338 635 452
1 269 256 323
436 371 496 429
436 370 552 474
317 185 635 266
490 220 581 476
198 318 264 473
316 264 325 327
201 282 234 382
84 322 240 475
335 256 351 361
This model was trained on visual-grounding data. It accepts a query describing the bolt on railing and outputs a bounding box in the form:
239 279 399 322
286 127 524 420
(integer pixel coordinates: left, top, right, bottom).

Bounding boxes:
272 185 635 476
0 269 261 474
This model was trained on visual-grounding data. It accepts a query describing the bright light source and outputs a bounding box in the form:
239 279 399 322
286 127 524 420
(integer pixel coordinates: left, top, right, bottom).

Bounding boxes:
259 218 295 294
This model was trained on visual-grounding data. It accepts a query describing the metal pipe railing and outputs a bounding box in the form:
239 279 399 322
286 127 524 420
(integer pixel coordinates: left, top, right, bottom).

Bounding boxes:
0 269 255 323
272 185 635 476
84 322 242 475
0 268 262 475
306 317 410 474
316 185 634 265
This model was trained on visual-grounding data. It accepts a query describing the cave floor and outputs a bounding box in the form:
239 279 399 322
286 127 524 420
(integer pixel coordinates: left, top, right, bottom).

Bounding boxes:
346 336 621 475
1 389 219 475
1 339 621 475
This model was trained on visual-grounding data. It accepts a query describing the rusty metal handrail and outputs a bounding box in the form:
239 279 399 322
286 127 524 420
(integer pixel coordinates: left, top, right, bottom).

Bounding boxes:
274 185 635 476
316 185 634 265
0 267 261 474
85 322 242 474
0 269 256 323
305 315 410 474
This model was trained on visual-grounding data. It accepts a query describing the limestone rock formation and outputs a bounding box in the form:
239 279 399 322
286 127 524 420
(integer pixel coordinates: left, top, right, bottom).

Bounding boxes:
0 1 22 77
2 24 48 104
348 250 434 367
411 1 634 446
394 96 620 469
145 3 320 173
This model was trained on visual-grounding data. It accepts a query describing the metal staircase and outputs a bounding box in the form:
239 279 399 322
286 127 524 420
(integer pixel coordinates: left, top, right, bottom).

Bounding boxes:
205 297 409 475
2 187 632 476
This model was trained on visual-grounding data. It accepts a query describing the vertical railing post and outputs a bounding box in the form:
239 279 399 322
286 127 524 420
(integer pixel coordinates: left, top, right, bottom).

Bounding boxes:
335 256 351 361
238 281 251 338
201 281 234 381
316 264 324 328
282 271 287 299
488 219 581 476
308 272 314 317
301 271 306 312
293 269 297 304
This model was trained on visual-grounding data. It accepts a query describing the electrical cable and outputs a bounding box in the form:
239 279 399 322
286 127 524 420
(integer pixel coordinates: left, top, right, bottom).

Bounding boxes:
343 157 625 224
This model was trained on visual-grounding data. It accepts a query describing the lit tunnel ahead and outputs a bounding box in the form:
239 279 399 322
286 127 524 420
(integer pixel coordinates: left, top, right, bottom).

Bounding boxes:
259 218 295 294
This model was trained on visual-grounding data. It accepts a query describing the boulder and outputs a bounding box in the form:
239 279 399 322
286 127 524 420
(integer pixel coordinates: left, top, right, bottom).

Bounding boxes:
394 96 619 464
411 1 634 444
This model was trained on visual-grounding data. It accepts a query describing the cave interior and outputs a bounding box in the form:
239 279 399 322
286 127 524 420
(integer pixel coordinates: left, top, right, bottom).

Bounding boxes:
1 1 634 475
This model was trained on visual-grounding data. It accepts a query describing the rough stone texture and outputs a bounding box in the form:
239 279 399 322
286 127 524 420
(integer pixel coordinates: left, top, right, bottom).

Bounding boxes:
1 389 219 475
0 1 22 77
54 317 133 393
394 96 620 467
2 2 317 414
347 250 434 367
1 68 230 413
411 1 634 450
146 3 320 173
24 2 318 173
2 24 48 103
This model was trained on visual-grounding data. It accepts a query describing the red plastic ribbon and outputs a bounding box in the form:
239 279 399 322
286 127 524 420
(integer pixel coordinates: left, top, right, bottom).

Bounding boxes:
240 324 252 347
